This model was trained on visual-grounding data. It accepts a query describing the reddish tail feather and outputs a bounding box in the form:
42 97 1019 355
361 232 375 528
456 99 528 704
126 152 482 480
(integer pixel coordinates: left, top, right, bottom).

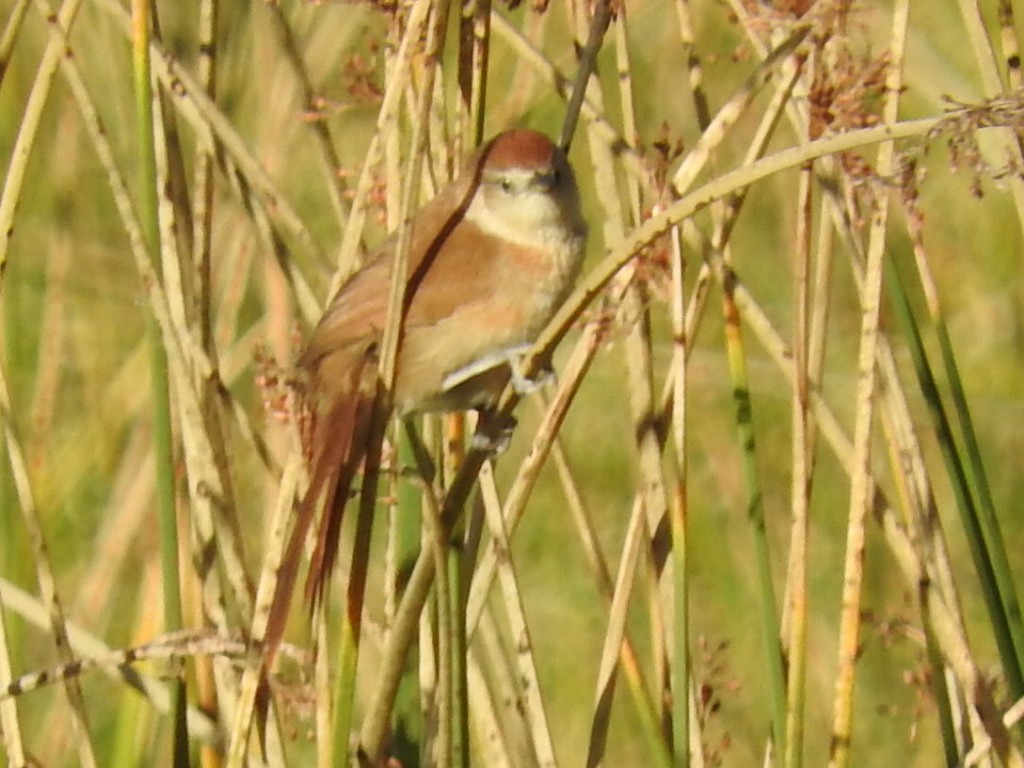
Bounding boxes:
265 354 374 660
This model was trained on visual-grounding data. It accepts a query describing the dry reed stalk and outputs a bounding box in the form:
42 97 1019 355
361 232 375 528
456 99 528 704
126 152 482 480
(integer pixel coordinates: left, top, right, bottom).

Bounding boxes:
223 450 302 767
0 0 31 85
783 71 815 768
475 605 539 765
997 0 1022 92
0 576 212 740
0 358 98 766
699 241 1021 763
477 461 558 767
152 42 255 636
335 2 452 762
586 497 668 768
539 373 672 754
0 0 86 277
92 0 323 322
954 0 1024 232
828 4 907 765
723 9 1001 749
331 0 435 290
563 0 674 752
0 577 24 767
264 3 350 235
465 635 516 768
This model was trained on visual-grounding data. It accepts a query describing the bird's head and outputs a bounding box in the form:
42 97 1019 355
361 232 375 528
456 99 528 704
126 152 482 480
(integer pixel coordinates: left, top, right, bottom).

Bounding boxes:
468 129 587 248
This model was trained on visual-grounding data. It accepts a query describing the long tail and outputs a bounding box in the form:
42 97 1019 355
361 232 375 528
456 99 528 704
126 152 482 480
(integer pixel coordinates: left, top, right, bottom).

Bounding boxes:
265 355 374 659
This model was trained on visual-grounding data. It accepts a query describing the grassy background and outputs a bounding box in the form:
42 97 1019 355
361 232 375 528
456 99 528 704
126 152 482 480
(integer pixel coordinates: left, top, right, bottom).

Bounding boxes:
2 0 1024 766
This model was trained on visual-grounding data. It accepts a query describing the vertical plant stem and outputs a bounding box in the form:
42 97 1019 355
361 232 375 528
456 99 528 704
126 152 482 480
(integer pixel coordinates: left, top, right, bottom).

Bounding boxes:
828 3 909 765
900 185 1024 720
785 133 814 768
403 420 454 766
702 222 1023 764
329 484 377 766
668 226 690 768
451 1 487 741
458 0 491 146
611 3 676 750
405 418 452 766
721 269 787 756
130 1 187 763
445 424 470 768
435 552 454 768
192 1 222 760
923 240 1024 698
708 81 799 746
360 541 439 761
573 0 676 751
586 500 674 768
477 462 559 768
331 0 434 286
131 0 179 635
883 257 1024 702
224 452 302 768
620 214 672 746
453 11 487 750
559 0 612 149
447 542 467 768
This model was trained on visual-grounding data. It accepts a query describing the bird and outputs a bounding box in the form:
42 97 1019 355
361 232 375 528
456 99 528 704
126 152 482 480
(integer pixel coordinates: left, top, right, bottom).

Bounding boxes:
266 128 587 646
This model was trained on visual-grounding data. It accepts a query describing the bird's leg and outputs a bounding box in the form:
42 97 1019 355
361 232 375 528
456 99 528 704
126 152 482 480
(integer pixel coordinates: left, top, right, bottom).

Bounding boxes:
442 344 554 454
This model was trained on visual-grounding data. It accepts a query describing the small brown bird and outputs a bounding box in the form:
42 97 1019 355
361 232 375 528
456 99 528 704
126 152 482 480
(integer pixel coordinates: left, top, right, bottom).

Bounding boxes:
268 129 587 638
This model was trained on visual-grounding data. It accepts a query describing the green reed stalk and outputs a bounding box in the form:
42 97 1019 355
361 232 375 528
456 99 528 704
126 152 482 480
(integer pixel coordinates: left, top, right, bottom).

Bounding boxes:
884 260 1024 702
721 281 787 756
129 1 187 763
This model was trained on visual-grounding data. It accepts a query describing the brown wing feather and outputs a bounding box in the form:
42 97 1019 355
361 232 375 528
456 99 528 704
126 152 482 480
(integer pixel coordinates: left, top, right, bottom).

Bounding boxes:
298 170 480 371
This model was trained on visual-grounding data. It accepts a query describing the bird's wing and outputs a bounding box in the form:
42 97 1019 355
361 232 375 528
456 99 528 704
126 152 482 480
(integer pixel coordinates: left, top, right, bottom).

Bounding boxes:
298 202 510 375
296 171 479 367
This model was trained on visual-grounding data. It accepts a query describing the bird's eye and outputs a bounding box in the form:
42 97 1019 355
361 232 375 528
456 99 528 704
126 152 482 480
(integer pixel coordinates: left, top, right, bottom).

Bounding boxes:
499 178 514 193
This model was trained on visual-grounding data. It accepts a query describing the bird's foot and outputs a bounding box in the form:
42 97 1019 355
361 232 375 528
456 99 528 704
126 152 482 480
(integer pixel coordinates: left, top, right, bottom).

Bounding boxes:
502 345 554 396
471 411 517 454
509 357 554 396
